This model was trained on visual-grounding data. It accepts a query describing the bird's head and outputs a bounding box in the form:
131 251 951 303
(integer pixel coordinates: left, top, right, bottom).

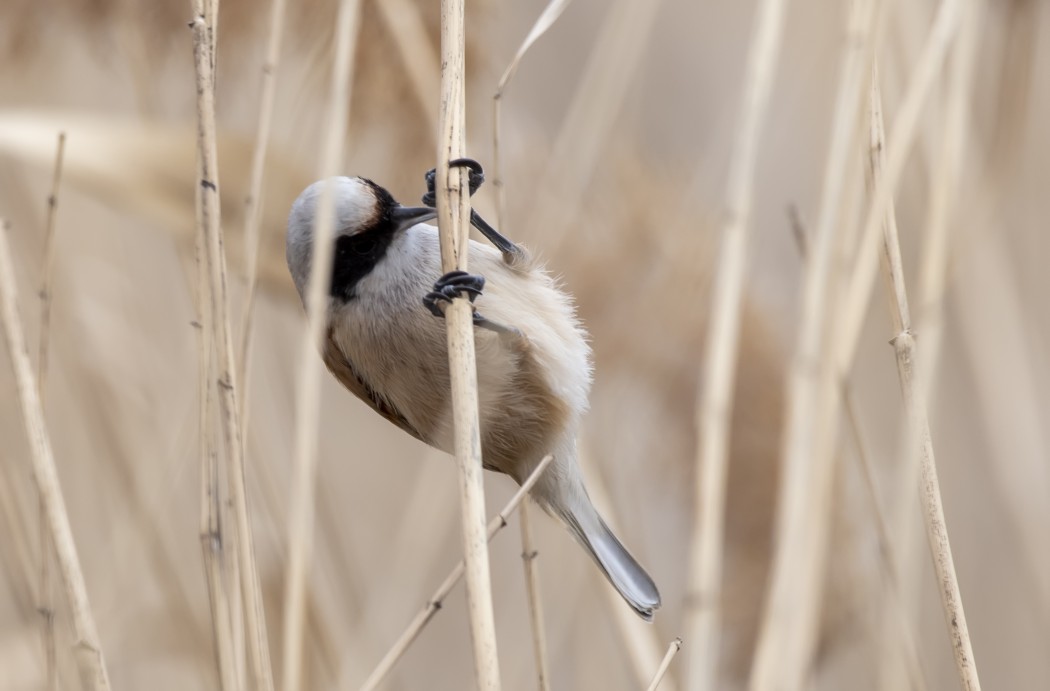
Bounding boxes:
285 176 437 302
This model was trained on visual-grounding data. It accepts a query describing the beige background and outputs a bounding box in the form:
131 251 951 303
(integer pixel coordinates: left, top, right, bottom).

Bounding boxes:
0 1 1047 689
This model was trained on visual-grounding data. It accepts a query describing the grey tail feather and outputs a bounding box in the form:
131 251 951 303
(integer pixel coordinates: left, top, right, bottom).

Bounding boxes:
560 507 662 621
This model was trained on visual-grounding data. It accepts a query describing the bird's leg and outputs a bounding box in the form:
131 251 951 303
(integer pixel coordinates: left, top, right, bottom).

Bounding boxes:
422 159 528 267
423 271 528 344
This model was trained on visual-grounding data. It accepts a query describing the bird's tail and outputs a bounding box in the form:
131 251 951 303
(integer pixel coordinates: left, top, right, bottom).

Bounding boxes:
552 495 662 621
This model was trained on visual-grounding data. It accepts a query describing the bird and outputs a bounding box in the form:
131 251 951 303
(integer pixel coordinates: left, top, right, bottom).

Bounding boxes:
285 159 661 620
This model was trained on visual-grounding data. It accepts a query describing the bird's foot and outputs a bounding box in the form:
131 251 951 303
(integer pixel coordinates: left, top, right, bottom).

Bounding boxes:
423 270 485 318
422 158 485 207
423 271 525 343
420 159 527 267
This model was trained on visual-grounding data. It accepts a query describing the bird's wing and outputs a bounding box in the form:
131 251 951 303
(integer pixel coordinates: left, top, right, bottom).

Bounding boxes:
322 328 426 444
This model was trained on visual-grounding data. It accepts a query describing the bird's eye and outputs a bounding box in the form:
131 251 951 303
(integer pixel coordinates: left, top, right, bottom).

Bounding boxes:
353 236 376 255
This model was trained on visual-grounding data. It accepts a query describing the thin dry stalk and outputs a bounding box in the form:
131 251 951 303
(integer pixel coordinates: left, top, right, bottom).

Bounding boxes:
838 0 964 370
280 0 363 688
37 131 65 409
359 455 554 691
0 219 111 690
789 208 928 691
190 7 275 690
869 14 982 688
682 0 788 687
748 1 877 689
436 0 502 688
491 0 572 231
236 0 289 428
36 130 65 691
782 1 967 680
645 638 683 691
517 499 551 691
488 8 570 684
195 135 240 689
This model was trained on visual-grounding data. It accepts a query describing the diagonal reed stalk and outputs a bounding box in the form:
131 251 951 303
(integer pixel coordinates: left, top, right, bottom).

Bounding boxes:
646 638 683 691
789 207 928 691
359 455 554 691
492 0 572 234
0 218 111 690
836 0 964 374
189 3 275 689
436 0 502 688
37 130 65 691
280 0 363 689
682 0 788 687
748 1 878 688
869 9 982 685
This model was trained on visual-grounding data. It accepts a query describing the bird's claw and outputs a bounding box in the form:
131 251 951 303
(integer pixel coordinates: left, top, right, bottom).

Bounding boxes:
423 270 485 318
422 158 486 207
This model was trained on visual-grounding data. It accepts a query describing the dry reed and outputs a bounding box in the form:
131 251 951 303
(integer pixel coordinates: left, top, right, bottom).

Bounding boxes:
870 10 982 685
0 218 111 690
196 175 239 691
683 0 788 687
748 1 877 688
645 638 683 691
193 39 241 685
790 207 928 691
517 499 551 691
190 4 275 689
280 1 363 689
435 0 502 688
824 3 967 681
36 130 65 691
1 2 1045 689
836 0 963 373
489 5 573 685
492 0 572 233
359 455 554 691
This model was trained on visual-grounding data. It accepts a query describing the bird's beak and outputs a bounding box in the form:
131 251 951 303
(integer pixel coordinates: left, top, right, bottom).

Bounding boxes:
390 205 438 232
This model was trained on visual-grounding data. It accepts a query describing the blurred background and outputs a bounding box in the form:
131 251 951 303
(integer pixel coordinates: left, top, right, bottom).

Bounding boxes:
1 0 1047 689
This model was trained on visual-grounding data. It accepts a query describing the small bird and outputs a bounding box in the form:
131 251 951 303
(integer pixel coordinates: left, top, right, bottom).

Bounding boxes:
285 160 661 620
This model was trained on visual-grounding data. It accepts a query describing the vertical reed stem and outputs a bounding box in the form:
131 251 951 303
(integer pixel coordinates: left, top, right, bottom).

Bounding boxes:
683 0 789 686
280 1 362 689
870 38 981 689
190 4 275 688
518 500 551 691
37 130 65 691
437 1 502 686
749 1 877 688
